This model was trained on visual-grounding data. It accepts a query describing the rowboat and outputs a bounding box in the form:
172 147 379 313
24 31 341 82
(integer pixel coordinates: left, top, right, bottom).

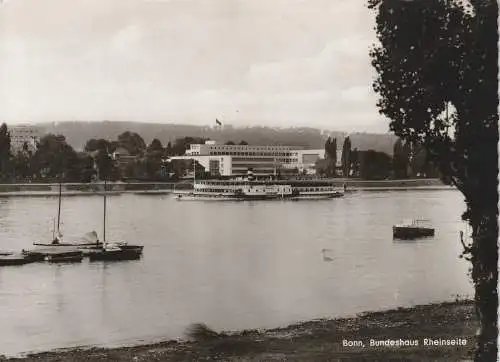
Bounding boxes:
393 219 435 239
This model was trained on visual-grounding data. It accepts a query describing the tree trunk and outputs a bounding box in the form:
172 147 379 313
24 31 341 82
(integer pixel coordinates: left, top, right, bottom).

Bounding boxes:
470 212 498 361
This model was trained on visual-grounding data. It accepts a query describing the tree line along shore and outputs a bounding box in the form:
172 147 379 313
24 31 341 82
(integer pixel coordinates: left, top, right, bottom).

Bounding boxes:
0 123 441 184
0 178 450 196
2 300 476 361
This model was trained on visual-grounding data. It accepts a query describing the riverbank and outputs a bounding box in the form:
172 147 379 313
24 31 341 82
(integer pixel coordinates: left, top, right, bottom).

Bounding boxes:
3 300 476 361
0 179 450 197
338 178 452 191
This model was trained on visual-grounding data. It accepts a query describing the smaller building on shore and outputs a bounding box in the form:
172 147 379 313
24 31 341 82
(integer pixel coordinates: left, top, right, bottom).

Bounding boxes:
112 147 137 168
9 125 40 154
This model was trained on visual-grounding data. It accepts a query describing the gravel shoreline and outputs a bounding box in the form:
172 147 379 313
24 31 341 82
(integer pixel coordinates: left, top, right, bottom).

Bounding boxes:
3 300 476 361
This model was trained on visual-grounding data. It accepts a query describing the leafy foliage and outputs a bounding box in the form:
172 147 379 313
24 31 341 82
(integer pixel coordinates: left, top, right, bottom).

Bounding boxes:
314 158 329 177
0 123 12 180
117 131 146 156
31 134 80 181
358 150 392 180
369 0 498 359
165 141 173 156
323 137 337 177
84 138 118 153
341 136 351 177
83 138 119 181
392 139 409 178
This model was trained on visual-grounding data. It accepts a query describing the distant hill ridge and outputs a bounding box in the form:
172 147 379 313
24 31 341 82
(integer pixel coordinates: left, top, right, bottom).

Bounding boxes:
34 121 398 155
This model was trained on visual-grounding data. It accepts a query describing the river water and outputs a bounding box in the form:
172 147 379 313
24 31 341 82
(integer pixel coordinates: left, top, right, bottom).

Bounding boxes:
0 190 472 356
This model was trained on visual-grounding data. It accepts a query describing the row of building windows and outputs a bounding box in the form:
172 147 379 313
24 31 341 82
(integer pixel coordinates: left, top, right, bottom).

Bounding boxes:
196 187 332 192
231 167 276 172
209 151 292 157
197 189 235 193
231 158 291 163
297 187 333 192
207 146 292 151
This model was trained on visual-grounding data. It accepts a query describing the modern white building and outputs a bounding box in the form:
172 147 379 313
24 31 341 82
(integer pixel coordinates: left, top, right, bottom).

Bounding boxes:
169 155 233 176
175 140 331 176
282 149 326 174
9 125 40 153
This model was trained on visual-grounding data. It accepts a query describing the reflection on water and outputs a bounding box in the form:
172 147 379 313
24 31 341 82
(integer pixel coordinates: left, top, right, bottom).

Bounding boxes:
0 191 472 356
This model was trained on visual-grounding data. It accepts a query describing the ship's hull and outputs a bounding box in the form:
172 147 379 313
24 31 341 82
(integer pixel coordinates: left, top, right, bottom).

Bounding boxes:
286 192 344 200
176 194 281 201
88 248 142 261
175 192 343 201
393 226 435 239
175 193 241 201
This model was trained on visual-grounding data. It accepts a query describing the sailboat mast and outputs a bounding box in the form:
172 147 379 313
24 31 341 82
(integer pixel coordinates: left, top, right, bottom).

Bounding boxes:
103 179 107 243
57 178 62 234
193 159 196 193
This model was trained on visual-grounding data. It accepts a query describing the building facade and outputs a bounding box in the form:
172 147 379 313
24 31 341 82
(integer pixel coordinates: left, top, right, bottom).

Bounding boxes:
282 149 326 174
169 155 233 176
9 125 40 153
185 142 298 175
112 147 137 168
177 141 329 176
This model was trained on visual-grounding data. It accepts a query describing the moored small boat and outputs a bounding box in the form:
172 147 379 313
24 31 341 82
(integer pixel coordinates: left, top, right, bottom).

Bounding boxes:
393 219 435 239
34 231 102 249
88 243 143 261
0 253 37 266
87 179 144 262
34 182 101 250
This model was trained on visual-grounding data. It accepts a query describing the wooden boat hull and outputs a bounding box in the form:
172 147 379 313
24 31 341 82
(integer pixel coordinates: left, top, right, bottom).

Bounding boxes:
286 192 344 200
393 226 435 239
24 248 84 263
117 245 144 252
46 252 84 263
88 248 142 261
33 242 102 249
0 254 36 266
22 252 46 262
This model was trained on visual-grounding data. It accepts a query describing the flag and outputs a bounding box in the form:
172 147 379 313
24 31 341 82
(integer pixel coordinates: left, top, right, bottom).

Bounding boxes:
215 119 222 126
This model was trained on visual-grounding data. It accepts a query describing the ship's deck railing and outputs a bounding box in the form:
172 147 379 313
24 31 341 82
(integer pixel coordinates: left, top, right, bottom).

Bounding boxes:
195 179 338 187
399 218 433 227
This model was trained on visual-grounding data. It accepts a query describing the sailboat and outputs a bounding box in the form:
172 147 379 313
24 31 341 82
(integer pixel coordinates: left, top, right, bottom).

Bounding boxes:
25 180 85 262
32 181 102 249
88 179 143 261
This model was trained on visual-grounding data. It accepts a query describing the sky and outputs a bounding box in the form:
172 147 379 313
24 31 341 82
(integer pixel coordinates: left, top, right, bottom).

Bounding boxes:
0 0 391 132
